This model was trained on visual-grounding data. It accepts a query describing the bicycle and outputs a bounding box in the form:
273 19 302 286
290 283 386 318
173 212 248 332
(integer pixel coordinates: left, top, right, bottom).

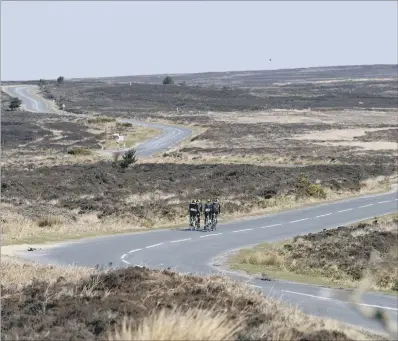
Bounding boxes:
210 213 218 231
189 214 199 230
204 209 212 231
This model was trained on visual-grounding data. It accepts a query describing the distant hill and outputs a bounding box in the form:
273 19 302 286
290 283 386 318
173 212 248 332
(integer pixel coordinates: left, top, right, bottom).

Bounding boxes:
68 64 398 88
3 64 397 87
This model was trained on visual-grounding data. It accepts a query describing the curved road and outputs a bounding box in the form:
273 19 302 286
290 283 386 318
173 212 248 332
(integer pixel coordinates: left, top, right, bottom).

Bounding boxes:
2 85 192 157
4 85 398 336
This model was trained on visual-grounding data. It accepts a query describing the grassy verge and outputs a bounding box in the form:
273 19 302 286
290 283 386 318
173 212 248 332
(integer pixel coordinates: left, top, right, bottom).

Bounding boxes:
228 213 398 294
1 261 379 340
1 176 396 247
1 177 395 247
83 116 161 150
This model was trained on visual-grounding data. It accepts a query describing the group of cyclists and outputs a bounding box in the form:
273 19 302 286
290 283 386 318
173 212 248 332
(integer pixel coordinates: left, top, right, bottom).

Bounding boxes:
188 198 221 230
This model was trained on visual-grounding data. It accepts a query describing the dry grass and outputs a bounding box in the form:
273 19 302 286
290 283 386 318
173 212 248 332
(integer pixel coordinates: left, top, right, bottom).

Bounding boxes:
1 262 377 340
67 147 93 155
229 214 398 292
0 257 95 287
1 176 395 246
82 115 161 150
108 307 244 341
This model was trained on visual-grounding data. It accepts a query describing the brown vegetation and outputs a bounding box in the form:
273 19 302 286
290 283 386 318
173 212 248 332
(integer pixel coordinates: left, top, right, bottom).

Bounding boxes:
229 214 398 292
1 265 375 340
2 159 395 244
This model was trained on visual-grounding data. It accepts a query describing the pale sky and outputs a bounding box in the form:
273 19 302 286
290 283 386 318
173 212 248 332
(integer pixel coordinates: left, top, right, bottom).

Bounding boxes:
1 1 397 81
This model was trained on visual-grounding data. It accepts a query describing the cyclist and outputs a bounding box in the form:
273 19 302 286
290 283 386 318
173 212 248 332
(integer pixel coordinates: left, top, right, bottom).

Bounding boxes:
204 199 213 229
188 199 198 228
211 198 221 228
196 199 203 228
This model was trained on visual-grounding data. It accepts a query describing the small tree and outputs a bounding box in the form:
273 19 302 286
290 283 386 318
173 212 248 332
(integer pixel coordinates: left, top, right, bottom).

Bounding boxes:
57 76 64 85
162 76 174 85
9 97 22 111
119 149 137 170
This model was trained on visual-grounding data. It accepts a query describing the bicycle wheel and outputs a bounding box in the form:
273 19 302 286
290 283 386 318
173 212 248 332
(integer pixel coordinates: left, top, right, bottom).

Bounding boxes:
189 216 194 230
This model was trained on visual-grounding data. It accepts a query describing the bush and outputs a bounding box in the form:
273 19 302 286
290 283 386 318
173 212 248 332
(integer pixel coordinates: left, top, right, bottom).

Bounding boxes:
9 97 22 111
117 122 133 128
67 147 92 156
57 76 64 85
306 183 326 198
163 76 174 85
37 215 63 227
296 174 326 198
119 149 137 170
87 116 116 124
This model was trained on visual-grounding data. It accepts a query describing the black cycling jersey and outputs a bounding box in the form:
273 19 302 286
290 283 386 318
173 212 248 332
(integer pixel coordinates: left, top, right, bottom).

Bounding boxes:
204 203 213 214
189 203 198 212
212 202 220 214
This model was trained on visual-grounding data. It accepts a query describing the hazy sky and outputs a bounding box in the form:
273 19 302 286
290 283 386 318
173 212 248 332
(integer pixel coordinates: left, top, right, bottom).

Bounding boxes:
1 1 397 80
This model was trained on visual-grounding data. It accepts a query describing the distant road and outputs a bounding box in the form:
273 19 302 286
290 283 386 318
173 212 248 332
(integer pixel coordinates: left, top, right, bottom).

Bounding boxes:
1 85 192 157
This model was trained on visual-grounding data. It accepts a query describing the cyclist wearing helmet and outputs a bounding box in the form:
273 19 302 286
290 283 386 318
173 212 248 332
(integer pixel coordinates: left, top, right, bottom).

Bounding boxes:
212 198 221 224
204 199 213 228
196 199 203 228
188 199 198 227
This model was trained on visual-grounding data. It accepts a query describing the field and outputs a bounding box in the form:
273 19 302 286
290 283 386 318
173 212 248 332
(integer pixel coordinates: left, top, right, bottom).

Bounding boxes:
0 261 378 341
2 65 397 340
39 66 398 167
1 92 159 169
228 214 398 293
2 65 398 245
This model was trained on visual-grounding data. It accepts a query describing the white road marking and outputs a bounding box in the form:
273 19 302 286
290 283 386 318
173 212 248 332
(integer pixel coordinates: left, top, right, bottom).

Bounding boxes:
146 243 164 248
171 238 192 243
128 248 142 254
249 284 262 289
282 290 398 312
358 204 374 208
261 223 282 228
314 213 332 218
121 254 127 259
121 259 130 265
289 218 309 223
200 233 222 238
232 228 253 233
338 208 353 213
378 200 392 204
14 86 40 112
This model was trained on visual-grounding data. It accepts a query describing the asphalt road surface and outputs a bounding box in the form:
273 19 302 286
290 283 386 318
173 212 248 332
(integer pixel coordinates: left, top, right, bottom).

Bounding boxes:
2 85 192 157
5 84 398 336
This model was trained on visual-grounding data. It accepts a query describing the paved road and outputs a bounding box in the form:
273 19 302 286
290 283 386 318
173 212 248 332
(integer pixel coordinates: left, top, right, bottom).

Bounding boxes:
2 85 192 157
23 191 398 335
4 85 398 335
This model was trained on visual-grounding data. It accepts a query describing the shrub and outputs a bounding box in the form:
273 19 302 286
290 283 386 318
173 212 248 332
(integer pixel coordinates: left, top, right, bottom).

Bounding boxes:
163 76 174 85
9 97 22 110
117 122 133 128
87 116 116 124
296 174 326 198
306 184 326 198
119 149 137 170
67 147 92 156
56 76 64 85
37 215 63 227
